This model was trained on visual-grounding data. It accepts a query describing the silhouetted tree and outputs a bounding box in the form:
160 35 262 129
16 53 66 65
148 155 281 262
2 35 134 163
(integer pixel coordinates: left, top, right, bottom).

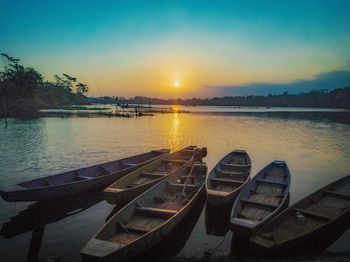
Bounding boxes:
76 82 89 95
0 53 43 115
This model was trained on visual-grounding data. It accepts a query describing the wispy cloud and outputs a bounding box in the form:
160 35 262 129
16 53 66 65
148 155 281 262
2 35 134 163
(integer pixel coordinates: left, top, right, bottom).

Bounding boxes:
201 70 350 96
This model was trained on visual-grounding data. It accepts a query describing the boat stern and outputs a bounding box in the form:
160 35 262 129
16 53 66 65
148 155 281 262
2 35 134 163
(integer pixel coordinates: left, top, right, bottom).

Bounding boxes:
0 184 27 202
80 239 123 261
230 217 258 237
248 234 276 256
206 190 232 207
103 188 126 204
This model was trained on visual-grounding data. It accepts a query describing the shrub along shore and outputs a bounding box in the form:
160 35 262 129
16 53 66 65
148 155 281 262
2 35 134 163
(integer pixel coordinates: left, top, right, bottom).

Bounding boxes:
0 53 89 118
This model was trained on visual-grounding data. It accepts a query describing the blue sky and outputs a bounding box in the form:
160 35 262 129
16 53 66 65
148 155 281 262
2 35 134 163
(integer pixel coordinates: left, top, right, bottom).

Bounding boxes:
1 0 350 97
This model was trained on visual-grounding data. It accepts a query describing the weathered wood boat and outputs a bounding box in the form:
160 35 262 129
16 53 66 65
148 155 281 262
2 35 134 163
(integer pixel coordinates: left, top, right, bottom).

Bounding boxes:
249 175 350 256
80 162 207 261
104 146 206 204
206 150 251 206
230 160 291 237
0 149 170 202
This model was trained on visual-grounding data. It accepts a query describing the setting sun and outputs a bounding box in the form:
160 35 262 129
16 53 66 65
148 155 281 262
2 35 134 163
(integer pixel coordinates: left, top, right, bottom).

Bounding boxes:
173 81 180 88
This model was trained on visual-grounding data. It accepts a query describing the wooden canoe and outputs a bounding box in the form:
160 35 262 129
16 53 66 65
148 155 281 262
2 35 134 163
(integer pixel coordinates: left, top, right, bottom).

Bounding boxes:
104 146 206 204
230 160 291 237
0 149 170 202
249 175 350 256
80 162 207 261
206 150 251 206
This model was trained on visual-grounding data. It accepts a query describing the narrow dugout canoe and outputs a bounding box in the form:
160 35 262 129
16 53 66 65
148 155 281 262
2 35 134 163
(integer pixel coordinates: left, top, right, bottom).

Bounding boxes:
249 175 350 256
0 149 169 202
104 146 206 204
230 160 291 237
206 150 251 206
80 162 207 261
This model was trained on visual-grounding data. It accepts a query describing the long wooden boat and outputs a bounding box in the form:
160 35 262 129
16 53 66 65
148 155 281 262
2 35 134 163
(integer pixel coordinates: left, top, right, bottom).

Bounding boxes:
104 146 206 204
80 161 207 261
230 160 291 237
206 150 251 206
0 149 170 202
249 175 350 256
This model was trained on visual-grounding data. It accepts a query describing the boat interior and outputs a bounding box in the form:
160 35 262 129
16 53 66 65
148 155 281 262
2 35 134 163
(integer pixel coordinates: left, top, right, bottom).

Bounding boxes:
208 151 250 193
238 163 289 223
96 164 206 246
255 176 350 245
165 147 196 161
109 160 186 190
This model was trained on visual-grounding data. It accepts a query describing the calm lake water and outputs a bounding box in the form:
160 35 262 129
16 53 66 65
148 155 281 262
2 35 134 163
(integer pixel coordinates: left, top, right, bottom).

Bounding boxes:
1 108 350 261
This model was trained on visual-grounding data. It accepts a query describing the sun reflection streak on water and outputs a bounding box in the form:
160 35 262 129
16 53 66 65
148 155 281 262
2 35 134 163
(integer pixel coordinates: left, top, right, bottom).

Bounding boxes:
168 113 182 150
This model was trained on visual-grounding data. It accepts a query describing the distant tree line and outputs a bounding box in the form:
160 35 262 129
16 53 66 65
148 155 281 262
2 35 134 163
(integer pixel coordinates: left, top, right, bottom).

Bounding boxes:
91 88 350 110
0 54 89 117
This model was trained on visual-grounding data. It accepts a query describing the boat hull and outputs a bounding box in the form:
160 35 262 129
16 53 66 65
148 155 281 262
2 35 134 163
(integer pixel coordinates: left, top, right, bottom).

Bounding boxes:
231 194 290 237
230 161 291 238
104 177 165 205
103 147 205 205
0 150 169 202
82 186 206 262
0 171 130 202
250 207 350 256
206 188 240 207
81 162 208 262
249 175 350 256
206 150 251 207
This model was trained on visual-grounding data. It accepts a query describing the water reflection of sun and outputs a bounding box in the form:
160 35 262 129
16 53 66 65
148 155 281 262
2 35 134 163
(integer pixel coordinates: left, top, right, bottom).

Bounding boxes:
169 112 182 150
171 105 181 113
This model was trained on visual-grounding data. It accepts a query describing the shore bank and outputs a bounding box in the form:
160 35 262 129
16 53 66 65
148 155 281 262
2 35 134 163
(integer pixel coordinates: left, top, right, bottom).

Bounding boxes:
161 251 350 262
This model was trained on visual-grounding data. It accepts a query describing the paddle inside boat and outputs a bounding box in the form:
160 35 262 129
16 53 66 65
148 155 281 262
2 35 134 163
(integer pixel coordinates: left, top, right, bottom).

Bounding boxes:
249 174 350 256
206 150 251 206
230 160 291 237
81 161 207 261
0 149 170 202
104 146 207 204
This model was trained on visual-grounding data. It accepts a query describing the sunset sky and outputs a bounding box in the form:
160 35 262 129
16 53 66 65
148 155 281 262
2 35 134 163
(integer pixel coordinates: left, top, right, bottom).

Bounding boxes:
1 0 350 97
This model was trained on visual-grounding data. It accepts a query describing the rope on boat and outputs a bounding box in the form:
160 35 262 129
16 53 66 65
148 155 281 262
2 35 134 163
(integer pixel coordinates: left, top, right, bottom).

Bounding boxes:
204 234 227 258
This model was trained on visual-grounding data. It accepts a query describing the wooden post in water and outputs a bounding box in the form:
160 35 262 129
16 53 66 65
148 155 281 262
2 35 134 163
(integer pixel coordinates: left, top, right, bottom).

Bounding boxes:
149 97 152 113
0 87 8 127
27 225 45 262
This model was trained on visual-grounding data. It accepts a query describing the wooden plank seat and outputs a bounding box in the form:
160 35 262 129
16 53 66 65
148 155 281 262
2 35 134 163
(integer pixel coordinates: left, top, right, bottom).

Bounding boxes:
250 189 283 198
221 163 250 169
210 177 244 185
168 183 197 190
139 172 166 178
241 198 279 209
75 175 93 180
135 206 177 218
215 168 248 176
126 177 149 188
100 165 117 173
162 159 188 164
294 208 333 221
116 222 131 233
255 178 288 187
99 166 109 173
325 190 350 200
121 161 138 167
